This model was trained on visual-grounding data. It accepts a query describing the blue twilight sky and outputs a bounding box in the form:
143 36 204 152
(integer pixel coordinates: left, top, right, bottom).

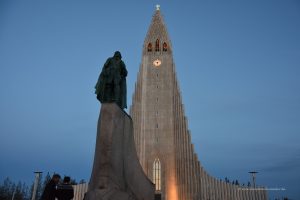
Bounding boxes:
0 0 299 199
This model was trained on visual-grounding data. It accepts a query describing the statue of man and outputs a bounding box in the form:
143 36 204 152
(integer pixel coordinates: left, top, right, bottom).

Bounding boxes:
95 51 127 109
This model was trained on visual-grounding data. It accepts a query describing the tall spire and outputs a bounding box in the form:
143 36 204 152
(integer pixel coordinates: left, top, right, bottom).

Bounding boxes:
130 6 268 200
143 5 172 53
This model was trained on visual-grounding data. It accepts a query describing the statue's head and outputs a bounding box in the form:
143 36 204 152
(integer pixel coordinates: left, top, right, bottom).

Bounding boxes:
114 51 122 59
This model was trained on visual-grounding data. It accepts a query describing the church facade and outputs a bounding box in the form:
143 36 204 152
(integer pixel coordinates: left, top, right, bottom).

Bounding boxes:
130 7 268 200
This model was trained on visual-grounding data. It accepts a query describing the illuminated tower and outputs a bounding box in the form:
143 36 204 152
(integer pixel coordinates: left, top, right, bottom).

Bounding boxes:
130 6 268 200
130 5 178 200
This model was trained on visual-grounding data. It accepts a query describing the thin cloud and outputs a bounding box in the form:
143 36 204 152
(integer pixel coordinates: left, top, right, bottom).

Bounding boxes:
261 153 300 173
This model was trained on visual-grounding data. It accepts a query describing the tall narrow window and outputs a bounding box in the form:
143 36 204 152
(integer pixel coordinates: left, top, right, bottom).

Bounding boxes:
153 158 161 191
163 42 167 51
148 43 152 52
155 39 160 51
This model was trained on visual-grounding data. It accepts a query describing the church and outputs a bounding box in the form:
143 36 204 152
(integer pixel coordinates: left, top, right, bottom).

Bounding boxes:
129 6 268 200
73 6 268 200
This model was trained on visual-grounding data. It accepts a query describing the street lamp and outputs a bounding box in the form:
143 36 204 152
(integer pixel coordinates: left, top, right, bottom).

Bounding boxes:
31 171 42 200
248 171 258 188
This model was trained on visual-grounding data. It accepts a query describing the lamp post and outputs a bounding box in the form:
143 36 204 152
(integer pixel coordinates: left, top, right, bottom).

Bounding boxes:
31 171 42 200
248 171 258 188
11 187 16 200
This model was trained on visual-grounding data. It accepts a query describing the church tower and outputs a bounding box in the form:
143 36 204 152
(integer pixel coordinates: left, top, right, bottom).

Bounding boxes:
130 6 268 200
131 6 177 200
130 5 177 200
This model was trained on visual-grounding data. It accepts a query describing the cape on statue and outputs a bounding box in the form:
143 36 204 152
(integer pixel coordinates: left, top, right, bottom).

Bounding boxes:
95 51 127 109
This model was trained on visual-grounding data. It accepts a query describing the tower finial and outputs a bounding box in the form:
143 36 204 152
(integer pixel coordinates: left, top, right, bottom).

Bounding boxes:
156 4 160 11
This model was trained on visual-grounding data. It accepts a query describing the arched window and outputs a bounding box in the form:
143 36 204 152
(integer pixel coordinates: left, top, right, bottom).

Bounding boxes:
163 42 168 51
153 158 161 191
155 39 160 51
147 43 152 52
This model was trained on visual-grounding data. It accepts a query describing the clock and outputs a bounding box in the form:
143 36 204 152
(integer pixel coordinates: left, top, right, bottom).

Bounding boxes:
153 59 161 67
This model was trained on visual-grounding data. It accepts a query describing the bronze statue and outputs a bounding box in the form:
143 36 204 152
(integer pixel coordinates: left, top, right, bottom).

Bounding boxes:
95 51 127 109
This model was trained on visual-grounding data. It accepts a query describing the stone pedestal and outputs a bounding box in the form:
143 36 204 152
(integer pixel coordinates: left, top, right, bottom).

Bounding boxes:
85 103 155 200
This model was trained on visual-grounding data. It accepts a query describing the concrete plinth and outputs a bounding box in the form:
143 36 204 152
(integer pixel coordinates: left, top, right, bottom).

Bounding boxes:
85 103 155 200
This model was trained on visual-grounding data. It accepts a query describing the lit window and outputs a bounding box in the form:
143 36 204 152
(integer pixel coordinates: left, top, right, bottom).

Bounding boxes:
148 43 152 52
155 39 160 51
153 158 161 191
163 42 167 51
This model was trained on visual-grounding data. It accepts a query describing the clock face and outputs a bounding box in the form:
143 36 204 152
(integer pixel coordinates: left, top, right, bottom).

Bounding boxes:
153 59 161 67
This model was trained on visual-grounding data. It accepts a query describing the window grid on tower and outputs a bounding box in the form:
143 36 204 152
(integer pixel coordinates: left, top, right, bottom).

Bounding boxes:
153 158 161 191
